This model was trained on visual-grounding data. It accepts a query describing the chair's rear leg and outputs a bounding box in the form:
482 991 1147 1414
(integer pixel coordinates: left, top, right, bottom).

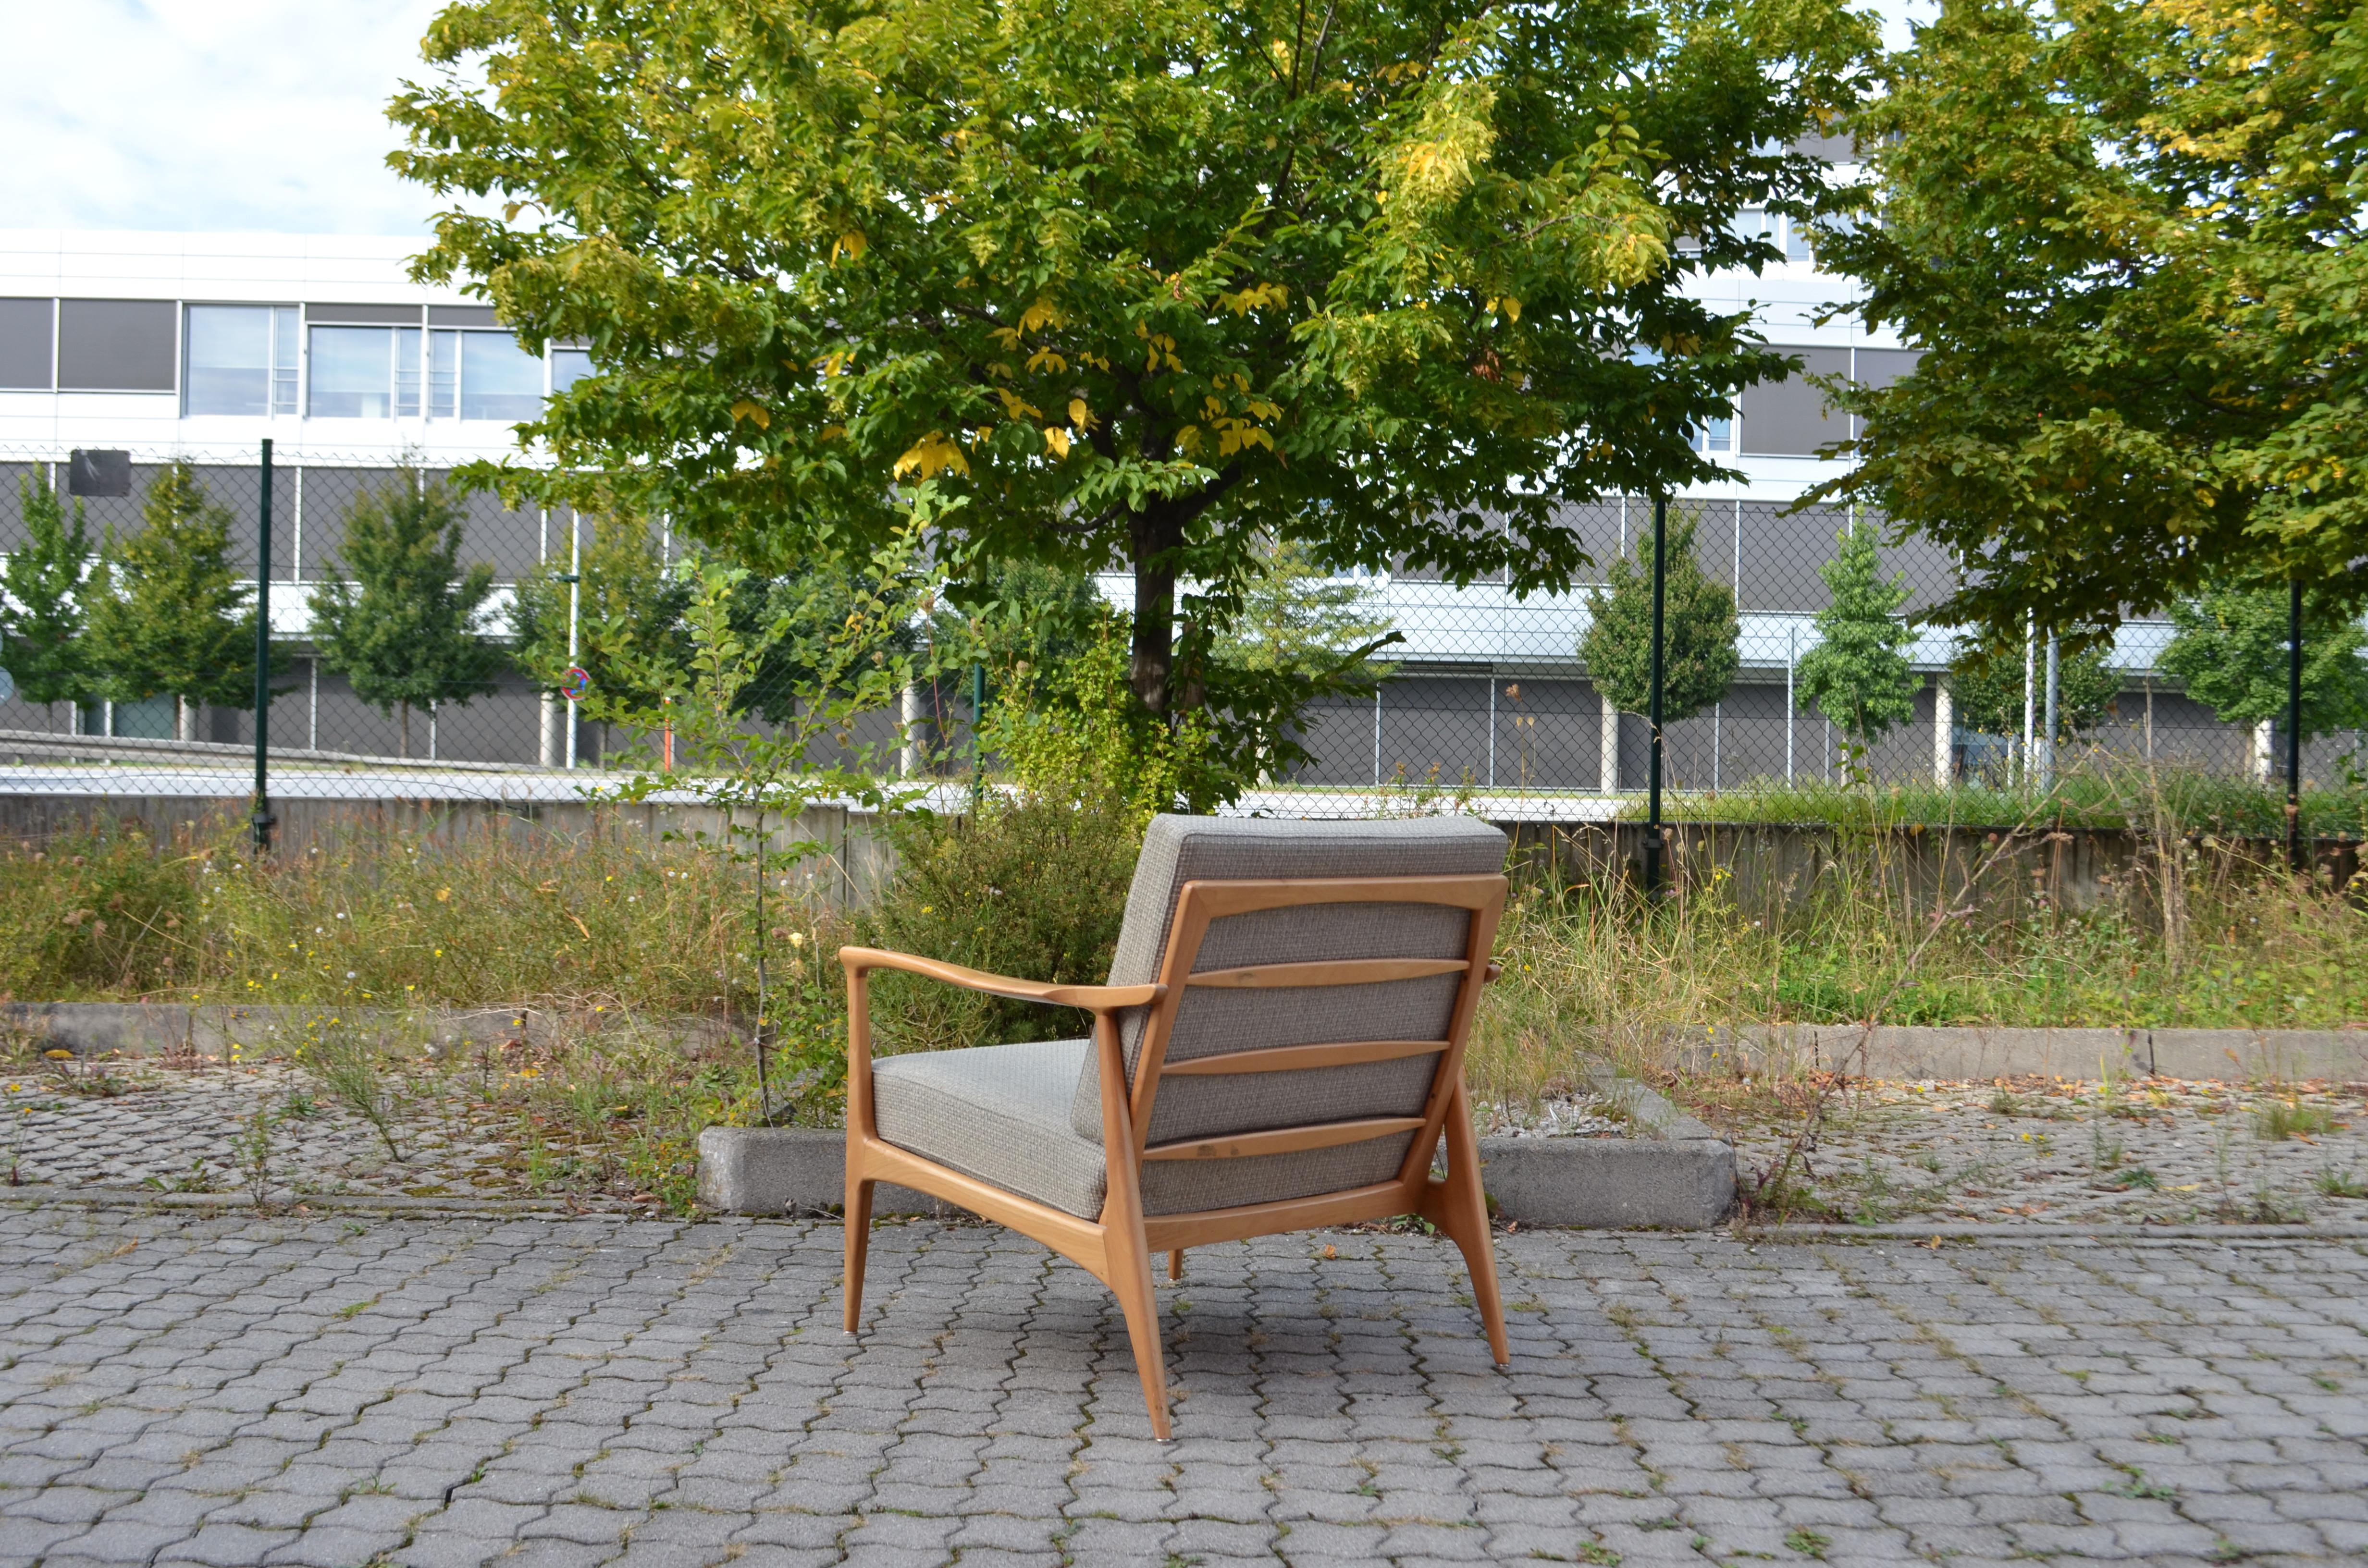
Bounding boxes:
843 1174 876 1335
1435 1081 1509 1365
1168 1249 1184 1281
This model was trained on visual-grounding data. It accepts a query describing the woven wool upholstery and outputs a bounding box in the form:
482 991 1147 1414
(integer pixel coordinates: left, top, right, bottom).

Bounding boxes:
872 1038 1108 1219
1071 815 1510 1155
869 1036 1414 1217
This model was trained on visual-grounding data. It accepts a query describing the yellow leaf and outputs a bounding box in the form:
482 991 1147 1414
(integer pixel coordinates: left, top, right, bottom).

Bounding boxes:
1025 347 1067 374
993 388 1043 420
831 230 868 263
892 432 969 481
989 325 1022 351
1176 424 1203 455
729 400 771 429
1042 426 1072 458
1502 295 1521 323
1018 297 1060 334
1068 398 1097 430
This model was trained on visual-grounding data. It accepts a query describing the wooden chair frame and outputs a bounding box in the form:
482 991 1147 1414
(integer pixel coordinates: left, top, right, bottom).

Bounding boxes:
840 872 1510 1439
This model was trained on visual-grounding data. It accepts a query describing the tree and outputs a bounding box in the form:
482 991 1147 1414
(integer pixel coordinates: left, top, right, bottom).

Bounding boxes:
310 471 500 757
1813 0 2368 643
1949 638 2120 740
1794 516 1917 754
2159 585 2368 742
391 0 1875 790
0 475 98 717
85 465 260 740
1577 507 1738 720
1214 539 1399 683
513 510 694 717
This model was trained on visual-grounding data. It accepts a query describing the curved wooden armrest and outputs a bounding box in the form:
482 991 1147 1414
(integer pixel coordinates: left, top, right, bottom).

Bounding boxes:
1484 960 1504 983
838 946 1164 1012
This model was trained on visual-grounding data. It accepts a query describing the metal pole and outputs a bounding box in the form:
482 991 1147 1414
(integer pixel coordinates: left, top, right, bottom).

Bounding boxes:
250 439 275 854
2042 631 2060 792
1644 496 1667 898
970 662 986 809
2287 578 2305 872
565 514 580 769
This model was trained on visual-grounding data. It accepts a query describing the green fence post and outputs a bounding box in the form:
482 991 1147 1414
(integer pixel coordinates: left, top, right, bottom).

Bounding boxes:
250 439 275 855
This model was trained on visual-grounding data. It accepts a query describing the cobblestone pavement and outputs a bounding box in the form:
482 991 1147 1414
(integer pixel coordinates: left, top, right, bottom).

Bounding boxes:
3 1209 2366 1568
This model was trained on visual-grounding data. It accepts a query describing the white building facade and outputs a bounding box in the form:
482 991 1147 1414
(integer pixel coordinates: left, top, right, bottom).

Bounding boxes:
0 227 2258 798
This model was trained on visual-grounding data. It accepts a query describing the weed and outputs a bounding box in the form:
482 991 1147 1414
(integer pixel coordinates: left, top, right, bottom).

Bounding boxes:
2314 1169 2368 1200
2108 1167 2159 1191
297 1017 404 1160
1783 1527 1832 1559
234 1107 277 1209
2255 1098 2337 1141
1576 1545 1623 1566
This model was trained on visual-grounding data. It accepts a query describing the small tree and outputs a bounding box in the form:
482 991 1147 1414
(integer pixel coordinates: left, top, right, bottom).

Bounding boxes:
309 471 499 757
1949 638 2120 741
85 465 260 740
1578 509 1739 721
2160 584 2368 742
0 475 98 720
1794 517 1918 764
512 510 693 717
1213 539 1399 684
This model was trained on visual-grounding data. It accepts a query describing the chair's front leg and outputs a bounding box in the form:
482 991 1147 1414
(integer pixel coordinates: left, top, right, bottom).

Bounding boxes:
843 964 878 1335
1427 1077 1509 1365
1094 1011 1171 1439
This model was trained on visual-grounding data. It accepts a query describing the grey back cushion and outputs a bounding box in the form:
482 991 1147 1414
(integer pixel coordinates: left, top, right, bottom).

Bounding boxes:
1071 814 1509 1149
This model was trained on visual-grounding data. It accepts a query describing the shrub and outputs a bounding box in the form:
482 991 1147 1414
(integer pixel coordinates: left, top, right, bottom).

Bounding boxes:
858 788 1142 1053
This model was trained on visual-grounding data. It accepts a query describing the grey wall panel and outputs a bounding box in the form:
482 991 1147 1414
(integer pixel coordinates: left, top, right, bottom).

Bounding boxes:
428 470 541 580
1739 346 1850 455
1492 677 1602 792
296 467 414 578
0 298 53 389
307 303 422 325
0 461 47 551
1287 695 1379 785
1378 675 1492 790
57 299 176 392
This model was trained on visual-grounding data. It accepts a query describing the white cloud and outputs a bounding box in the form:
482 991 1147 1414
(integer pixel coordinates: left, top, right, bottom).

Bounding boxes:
0 0 454 236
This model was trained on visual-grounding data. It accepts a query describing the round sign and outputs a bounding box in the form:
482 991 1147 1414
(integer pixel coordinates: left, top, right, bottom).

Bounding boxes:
560 666 591 702
0 667 13 705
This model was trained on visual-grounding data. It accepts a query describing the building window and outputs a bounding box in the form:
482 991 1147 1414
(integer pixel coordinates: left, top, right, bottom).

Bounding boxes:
1692 412 1734 453
185 305 298 416
457 331 545 421
551 347 594 394
308 325 413 418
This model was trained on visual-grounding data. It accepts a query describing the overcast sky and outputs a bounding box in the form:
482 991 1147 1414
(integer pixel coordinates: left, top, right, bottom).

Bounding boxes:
0 0 1938 239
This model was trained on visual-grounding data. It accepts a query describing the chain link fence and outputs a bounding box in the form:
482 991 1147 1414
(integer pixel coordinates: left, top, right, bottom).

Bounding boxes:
1 444 2358 840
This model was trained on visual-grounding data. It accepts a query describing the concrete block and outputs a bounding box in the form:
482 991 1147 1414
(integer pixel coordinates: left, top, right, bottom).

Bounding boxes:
1474 1135 1734 1229
695 1071 1738 1230
694 1126 952 1218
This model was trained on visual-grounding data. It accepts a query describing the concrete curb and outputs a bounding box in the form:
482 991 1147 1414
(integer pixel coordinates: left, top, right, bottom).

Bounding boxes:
12 1002 2358 1082
698 1072 1739 1231
1678 1022 2368 1082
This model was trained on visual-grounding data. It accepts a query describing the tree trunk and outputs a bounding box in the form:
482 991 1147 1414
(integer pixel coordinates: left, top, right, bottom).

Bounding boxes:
176 697 197 743
399 701 413 760
1128 507 1184 717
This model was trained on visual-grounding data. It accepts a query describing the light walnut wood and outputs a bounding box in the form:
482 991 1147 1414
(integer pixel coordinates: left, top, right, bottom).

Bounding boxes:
1141 1115 1427 1163
1186 957 1468 989
1093 1012 1172 1440
1416 1080 1509 1365
1141 1179 1420 1252
839 946 1164 1011
839 866 1510 1442
1158 1039 1446 1077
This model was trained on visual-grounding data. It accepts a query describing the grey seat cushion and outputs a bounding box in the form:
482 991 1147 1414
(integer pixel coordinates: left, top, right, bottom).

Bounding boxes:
872 1038 1108 1219
871 1036 1431 1219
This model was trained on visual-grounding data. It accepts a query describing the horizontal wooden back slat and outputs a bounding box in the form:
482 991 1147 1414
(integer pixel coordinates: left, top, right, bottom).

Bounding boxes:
1157 1039 1449 1077
1140 1115 1427 1163
1185 956 1468 989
